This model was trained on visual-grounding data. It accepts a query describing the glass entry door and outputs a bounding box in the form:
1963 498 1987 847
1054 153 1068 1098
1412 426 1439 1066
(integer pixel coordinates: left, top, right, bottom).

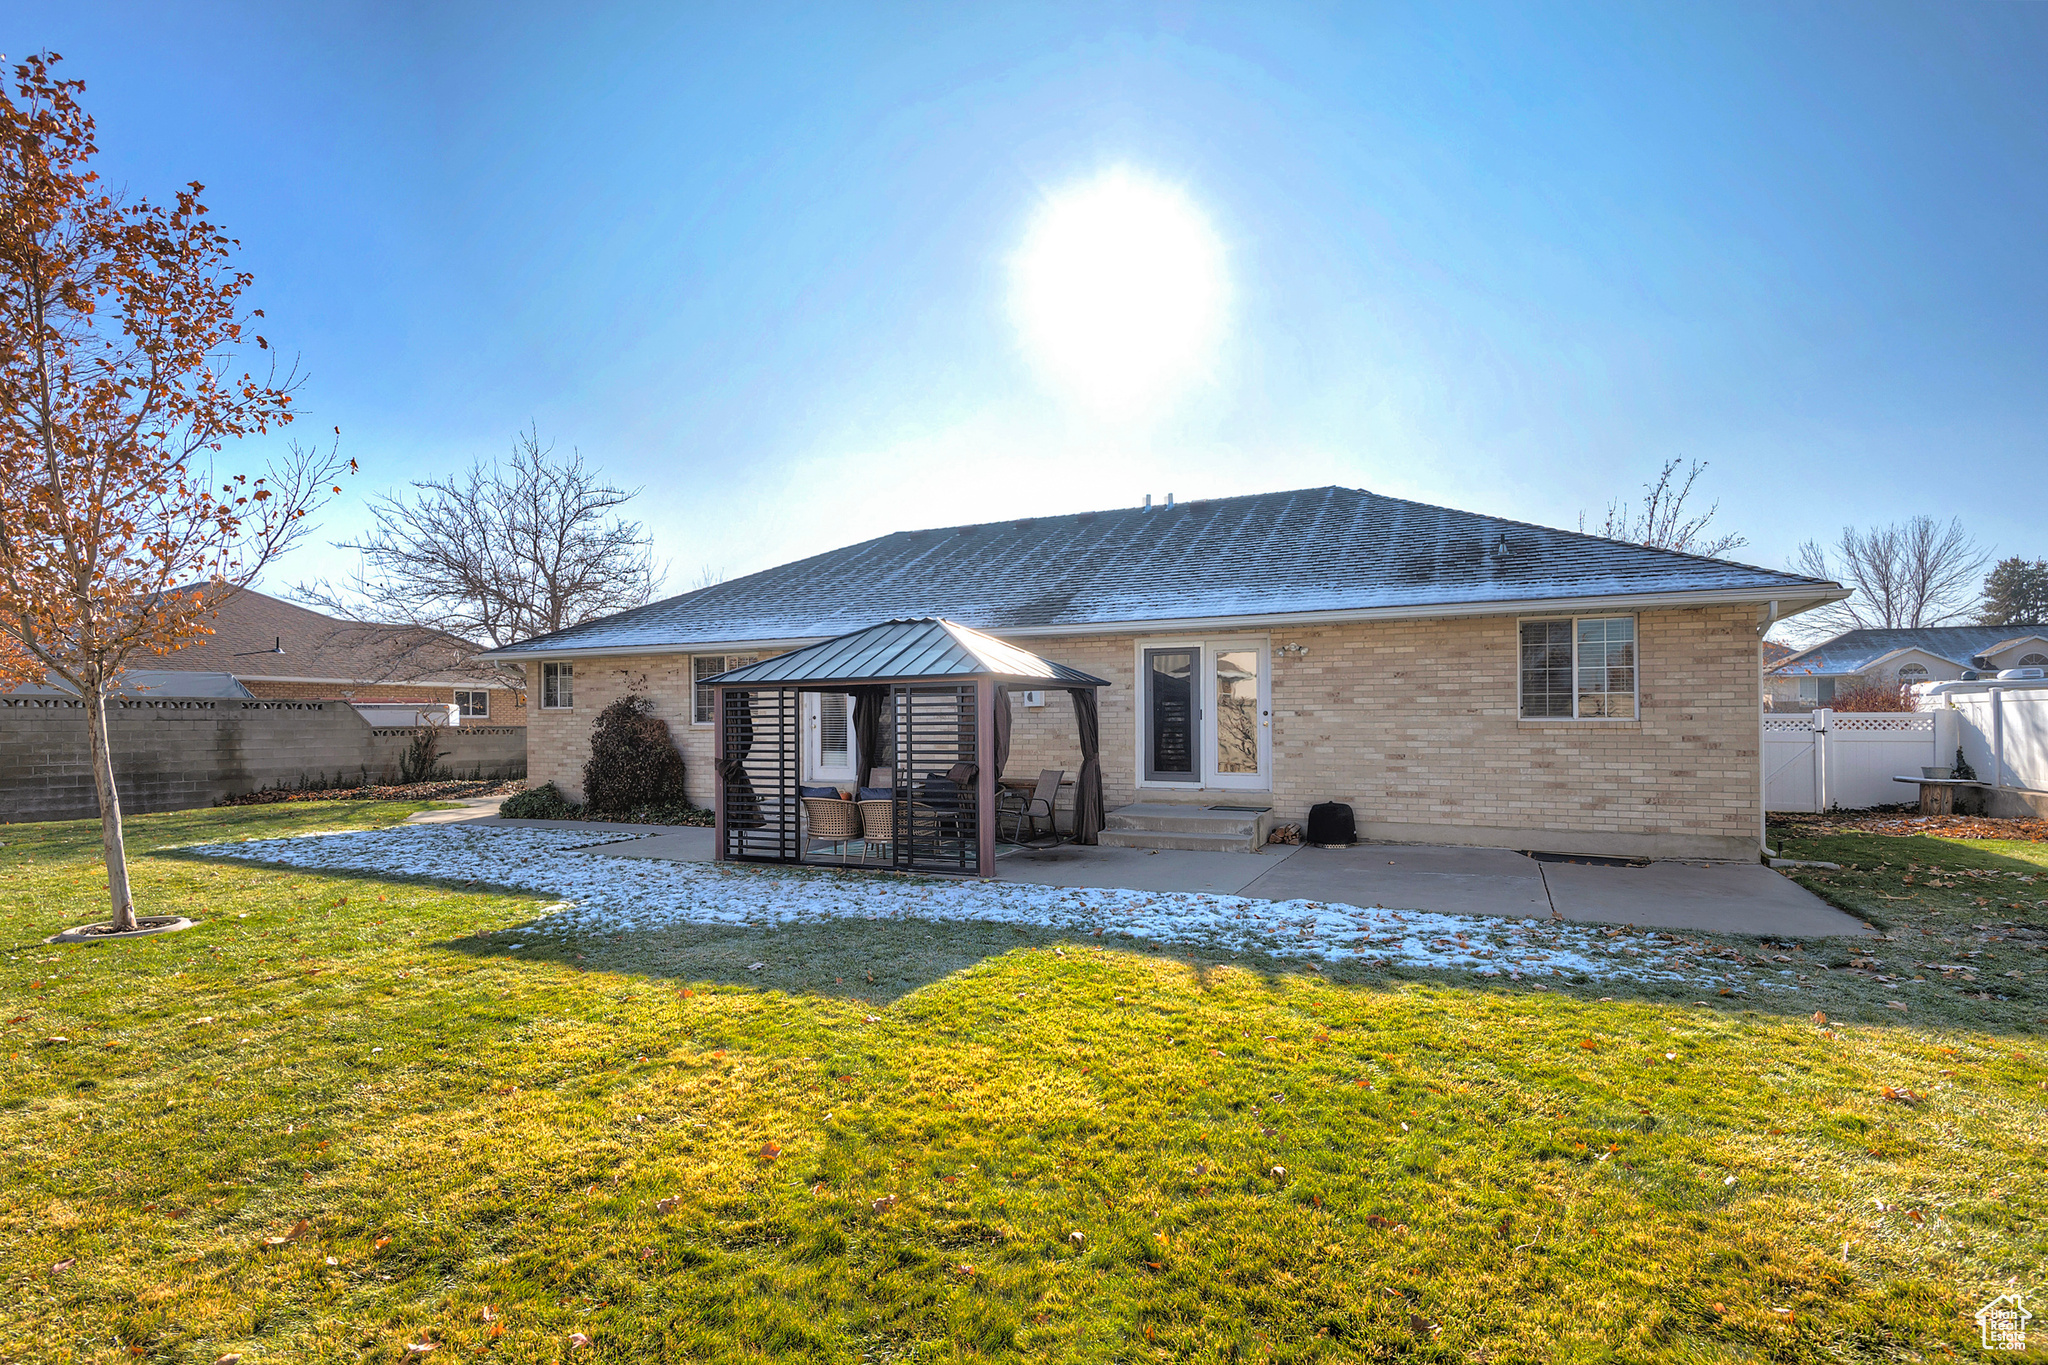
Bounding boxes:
1141 641 1269 789
805 692 857 784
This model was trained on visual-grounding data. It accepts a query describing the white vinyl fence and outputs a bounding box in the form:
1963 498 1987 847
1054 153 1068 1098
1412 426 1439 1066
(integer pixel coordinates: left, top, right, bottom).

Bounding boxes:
1764 709 1956 813
1940 685 2048 793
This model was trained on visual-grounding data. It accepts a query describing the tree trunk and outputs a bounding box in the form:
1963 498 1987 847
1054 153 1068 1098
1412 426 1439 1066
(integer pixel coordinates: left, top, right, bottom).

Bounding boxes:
84 685 138 932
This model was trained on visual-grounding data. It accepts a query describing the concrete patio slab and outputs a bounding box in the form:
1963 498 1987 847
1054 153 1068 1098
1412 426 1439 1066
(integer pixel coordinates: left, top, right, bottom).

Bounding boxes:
1541 860 1870 938
995 840 1300 894
1239 843 1552 918
575 828 716 862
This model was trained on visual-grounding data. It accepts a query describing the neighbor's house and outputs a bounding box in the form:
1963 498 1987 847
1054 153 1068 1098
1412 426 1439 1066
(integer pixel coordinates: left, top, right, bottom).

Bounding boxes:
1764 627 2048 711
480 486 1843 861
139 588 526 723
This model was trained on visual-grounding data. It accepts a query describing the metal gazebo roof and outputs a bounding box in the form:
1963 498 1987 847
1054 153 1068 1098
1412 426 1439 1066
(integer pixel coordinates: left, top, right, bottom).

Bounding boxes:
698 618 1109 690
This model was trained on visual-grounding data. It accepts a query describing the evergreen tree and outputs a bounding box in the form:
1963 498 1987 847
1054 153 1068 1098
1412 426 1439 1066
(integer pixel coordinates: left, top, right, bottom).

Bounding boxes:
1980 557 2048 626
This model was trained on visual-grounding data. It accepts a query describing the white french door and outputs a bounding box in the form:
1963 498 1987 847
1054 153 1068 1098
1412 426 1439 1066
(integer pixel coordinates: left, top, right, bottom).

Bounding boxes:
1139 638 1270 790
804 693 858 784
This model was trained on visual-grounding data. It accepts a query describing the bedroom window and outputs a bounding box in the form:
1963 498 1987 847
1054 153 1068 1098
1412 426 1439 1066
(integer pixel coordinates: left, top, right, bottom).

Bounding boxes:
693 654 760 724
1519 616 1637 720
541 663 573 710
454 689 489 718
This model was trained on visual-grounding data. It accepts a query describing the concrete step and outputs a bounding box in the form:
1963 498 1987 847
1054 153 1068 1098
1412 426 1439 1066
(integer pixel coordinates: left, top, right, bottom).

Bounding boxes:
1098 828 1261 854
1100 803 1269 853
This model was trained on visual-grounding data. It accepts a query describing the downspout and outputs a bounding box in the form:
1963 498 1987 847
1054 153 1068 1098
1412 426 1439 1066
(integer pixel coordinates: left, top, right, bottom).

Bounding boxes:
1757 601 1780 859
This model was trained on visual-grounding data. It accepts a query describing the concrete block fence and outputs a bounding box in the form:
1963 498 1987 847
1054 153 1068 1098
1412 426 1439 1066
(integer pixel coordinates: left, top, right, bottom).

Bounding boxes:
0 695 526 822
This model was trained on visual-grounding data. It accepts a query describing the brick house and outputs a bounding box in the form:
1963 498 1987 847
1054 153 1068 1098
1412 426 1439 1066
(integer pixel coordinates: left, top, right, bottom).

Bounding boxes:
145 588 526 722
1764 627 2048 711
481 487 1842 860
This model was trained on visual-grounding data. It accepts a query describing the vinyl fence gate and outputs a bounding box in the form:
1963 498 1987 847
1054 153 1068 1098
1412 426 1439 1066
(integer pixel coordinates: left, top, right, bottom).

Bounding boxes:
1763 709 1956 813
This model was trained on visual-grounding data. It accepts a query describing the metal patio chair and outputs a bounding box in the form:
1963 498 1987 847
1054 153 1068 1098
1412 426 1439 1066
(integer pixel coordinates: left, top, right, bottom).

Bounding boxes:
997 768 1065 846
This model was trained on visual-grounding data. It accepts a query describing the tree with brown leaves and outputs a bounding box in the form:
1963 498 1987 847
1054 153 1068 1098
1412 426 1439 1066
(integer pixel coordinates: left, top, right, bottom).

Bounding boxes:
0 53 348 932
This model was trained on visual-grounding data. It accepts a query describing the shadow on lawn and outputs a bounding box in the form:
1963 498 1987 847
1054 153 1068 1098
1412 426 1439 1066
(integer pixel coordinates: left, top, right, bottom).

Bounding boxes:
156 844 2048 1036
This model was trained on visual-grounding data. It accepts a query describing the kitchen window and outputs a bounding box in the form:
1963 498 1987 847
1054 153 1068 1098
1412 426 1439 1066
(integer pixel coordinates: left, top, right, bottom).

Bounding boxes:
541 662 573 710
693 654 760 724
1518 616 1637 720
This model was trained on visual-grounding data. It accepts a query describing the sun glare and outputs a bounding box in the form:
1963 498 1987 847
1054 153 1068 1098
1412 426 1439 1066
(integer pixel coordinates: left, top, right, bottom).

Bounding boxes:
1009 168 1228 421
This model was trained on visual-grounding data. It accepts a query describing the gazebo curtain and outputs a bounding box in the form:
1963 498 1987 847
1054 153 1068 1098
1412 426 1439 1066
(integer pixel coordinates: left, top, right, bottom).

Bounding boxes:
852 685 890 783
1067 686 1104 845
991 685 1012 785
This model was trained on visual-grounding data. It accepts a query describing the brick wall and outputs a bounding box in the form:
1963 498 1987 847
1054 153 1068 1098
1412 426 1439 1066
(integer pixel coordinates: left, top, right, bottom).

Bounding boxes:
1 697 528 822
520 605 1763 858
240 678 527 722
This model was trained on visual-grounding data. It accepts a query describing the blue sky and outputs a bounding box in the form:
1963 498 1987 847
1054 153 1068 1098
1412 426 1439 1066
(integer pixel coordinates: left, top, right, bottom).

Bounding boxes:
14 2 2047 613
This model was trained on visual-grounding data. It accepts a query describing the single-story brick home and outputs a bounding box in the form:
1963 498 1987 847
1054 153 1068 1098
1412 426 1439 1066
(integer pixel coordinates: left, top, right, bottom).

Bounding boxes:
1764 626 2048 710
481 486 1843 860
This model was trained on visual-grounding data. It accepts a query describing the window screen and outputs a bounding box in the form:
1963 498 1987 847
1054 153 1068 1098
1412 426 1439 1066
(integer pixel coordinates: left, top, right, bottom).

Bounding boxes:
1575 617 1636 719
1518 620 1574 718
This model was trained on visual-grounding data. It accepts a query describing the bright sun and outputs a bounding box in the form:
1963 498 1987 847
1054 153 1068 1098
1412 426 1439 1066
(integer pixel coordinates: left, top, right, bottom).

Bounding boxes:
1009 168 1228 421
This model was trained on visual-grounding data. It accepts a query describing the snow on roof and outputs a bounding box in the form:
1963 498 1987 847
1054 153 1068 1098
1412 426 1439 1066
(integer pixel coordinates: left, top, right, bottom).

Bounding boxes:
1771 626 2048 676
485 485 1840 657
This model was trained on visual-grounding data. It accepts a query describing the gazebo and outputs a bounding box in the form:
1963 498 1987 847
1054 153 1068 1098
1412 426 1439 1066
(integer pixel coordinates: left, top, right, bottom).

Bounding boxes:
701 618 1110 877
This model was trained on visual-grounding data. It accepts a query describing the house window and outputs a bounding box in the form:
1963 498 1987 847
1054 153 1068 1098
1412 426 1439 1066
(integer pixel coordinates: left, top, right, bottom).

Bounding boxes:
541 662 573 710
2021 653 2048 667
693 654 760 724
1896 664 1929 685
454 689 489 718
1518 616 1636 720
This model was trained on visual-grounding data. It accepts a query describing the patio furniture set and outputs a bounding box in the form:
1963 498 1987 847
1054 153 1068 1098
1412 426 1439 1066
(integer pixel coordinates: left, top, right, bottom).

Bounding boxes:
798 766 1072 863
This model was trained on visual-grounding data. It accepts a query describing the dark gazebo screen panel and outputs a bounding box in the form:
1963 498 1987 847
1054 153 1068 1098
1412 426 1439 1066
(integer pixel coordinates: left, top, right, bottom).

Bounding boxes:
720 688 801 862
889 683 980 875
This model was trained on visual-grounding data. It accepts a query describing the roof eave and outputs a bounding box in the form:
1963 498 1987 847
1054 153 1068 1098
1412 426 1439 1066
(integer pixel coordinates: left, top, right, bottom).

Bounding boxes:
475 583 1846 661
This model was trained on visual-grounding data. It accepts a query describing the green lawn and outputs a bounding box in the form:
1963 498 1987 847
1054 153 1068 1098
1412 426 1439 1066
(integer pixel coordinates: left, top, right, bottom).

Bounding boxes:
3 803 2045 1362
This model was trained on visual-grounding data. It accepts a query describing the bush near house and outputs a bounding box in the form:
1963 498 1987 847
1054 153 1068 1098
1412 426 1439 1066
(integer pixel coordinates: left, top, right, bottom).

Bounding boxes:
583 694 690 813
1829 682 1918 713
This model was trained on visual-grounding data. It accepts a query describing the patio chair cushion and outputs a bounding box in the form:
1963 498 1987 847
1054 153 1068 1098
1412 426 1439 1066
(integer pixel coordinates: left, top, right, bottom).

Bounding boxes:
858 785 893 801
799 784 841 799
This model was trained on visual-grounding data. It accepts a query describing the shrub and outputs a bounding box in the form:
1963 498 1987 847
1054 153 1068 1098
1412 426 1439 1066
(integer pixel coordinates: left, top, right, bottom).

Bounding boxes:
1829 682 1918 713
500 782 580 819
399 722 447 783
582 695 689 814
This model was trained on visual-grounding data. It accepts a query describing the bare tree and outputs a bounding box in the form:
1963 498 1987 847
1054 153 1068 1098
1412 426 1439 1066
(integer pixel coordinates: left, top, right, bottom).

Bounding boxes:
1790 517 1987 636
297 425 662 650
1580 458 1747 559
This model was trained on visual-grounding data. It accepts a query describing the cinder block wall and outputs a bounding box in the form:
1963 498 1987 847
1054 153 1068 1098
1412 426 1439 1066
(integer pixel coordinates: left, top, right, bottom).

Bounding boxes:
0 697 528 822
240 679 527 722
520 605 1762 858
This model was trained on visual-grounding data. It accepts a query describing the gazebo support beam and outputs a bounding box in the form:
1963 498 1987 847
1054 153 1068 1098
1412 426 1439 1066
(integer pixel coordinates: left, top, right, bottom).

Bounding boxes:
977 678 997 878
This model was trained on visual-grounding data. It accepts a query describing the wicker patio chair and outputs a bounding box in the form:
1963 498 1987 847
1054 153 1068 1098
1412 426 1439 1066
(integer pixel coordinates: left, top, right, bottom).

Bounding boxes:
997 768 1065 845
801 795 862 861
859 797 943 864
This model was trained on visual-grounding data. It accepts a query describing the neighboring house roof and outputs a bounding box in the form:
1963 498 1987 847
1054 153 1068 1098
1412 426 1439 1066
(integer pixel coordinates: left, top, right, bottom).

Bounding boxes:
152 588 500 686
701 619 1111 689
482 486 1842 659
5 669 255 700
1761 641 1795 668
1770 627 2048 677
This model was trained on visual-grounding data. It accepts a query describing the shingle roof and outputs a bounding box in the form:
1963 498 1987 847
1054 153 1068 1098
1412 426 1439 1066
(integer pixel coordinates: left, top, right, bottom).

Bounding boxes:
4 670 256 700
1771 627 2048 676
160 588 494 684
484 485 1841 658
702 619 1109 688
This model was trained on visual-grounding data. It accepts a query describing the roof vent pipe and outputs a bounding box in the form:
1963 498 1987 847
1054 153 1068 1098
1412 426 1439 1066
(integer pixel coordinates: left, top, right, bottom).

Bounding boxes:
1142 494 1152 511
1165 493 1174 508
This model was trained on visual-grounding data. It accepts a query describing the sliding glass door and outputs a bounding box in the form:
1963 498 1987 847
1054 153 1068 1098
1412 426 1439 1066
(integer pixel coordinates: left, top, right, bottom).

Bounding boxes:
1140 640 1269 790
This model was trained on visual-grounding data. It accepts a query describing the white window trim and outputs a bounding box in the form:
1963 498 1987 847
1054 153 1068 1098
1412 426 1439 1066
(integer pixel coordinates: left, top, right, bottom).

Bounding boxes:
1131 635 1272 791
540 661 574 711
1516 614 1639 722
692 654 759 726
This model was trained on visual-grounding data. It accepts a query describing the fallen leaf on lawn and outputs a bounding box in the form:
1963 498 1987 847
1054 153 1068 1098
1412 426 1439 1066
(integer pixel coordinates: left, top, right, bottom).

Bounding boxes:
1767 1128 1785 1136
214 1355 242 1364
1364 1214 1394 1229
1578 1038 1597 1051
1271 1166 1286 1180
747 962 764 972
51 1258 75 1274
479 1305 498 1322
1811 1012 1827 1025
1880 1086 1923 1104
373 1236 391 1250
872 1194 898 1214
403 1343 436 1356
758 1141 782 1160
1886 1002 1908 1012
1718 988 1733 997
567 1332 592 1349
1906 1208 1925 1223
654 1196 681 1214
1710 1302 1726 1314
1069 1230 1085 1246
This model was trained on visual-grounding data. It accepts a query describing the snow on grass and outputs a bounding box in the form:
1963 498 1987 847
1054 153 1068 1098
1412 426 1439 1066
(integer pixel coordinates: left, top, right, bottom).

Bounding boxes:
189 824 1761 988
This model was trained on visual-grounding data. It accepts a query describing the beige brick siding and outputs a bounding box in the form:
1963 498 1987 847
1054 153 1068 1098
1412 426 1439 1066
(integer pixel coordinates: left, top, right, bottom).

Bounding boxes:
522 604 1763 858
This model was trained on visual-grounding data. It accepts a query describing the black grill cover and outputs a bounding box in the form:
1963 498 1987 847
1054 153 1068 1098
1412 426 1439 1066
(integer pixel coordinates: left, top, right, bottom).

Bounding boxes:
1306 802 1355 846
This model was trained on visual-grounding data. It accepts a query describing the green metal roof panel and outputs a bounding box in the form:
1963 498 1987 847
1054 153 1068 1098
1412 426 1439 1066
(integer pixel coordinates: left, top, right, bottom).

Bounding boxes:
700 618 1108 688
